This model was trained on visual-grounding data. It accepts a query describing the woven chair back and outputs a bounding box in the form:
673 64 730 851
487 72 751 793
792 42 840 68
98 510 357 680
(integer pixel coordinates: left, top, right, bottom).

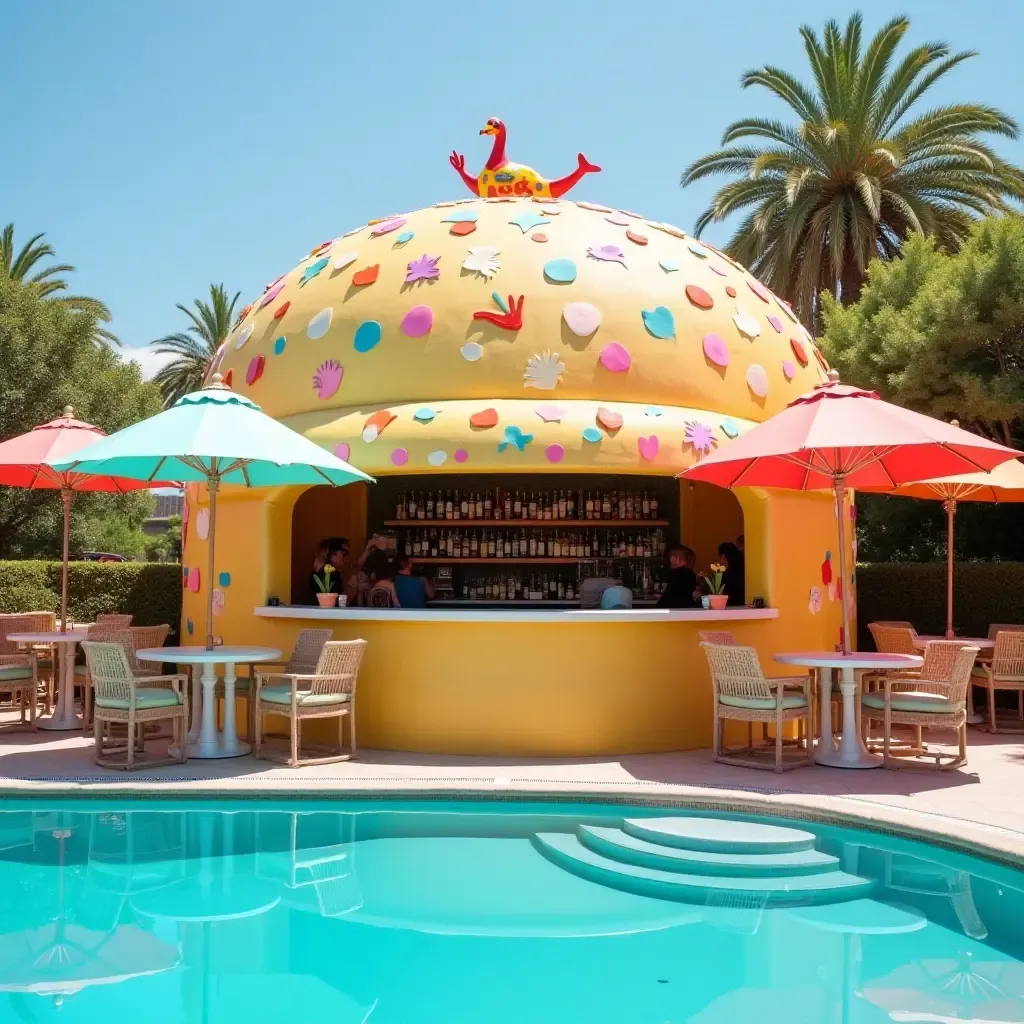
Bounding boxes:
369 586 396 608
286 629 333 675
311 640 368 699
991 631 1024 676
700 642 772 701
128 625 170 675
988 623 1024 640
872 621 916 631
698 631 736 645
82 640 136 707
869 623 918 655
0 612 57 654
945 646 981 705
95 614 134 629
920 640 974 681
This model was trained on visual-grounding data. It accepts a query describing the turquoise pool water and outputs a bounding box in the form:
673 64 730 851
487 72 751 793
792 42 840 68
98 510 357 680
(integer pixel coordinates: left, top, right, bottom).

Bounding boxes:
0 799 1022 1023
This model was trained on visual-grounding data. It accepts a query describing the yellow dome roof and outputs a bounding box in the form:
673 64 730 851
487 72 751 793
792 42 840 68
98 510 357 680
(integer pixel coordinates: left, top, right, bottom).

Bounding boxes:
213 197 829 475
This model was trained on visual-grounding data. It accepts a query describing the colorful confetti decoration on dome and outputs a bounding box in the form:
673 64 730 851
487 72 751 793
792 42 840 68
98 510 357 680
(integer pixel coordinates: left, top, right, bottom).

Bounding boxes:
405 254 441 283
523 351 566 390
462 246 501 279
587 243 627 267
497 425 534 452
684 421 717 455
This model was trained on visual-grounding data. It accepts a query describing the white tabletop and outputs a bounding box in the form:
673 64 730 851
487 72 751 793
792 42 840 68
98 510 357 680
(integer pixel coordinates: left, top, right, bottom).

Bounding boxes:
8 631 87 644
773 651 923 670
135 645 283 665
913 635 993 650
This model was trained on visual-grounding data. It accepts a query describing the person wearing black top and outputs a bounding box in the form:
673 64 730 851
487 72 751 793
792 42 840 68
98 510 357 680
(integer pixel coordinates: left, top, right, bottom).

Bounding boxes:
658 545 700 608
309 537 348 602
718 541 746 606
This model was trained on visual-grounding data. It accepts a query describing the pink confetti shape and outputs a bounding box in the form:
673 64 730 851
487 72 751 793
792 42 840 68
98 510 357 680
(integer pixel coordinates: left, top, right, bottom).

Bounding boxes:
334 443 350 461
405 254 441 283
246 354 265 386
599 341 631 373
258 280 285 309
401 305 433 337
767 314 783 333
313 360 343 400
605 214 631 226
390 448 409 467
371 217 406 236
586 244 627 267
638 436 659 461
782 359 797 380
702 333 730 368
684 421 717 454
453 449 469 463
535 404 565 422
708 264 728 276
545 443 565 463
746 363 769 398
188 567 201 594
747 279 771 303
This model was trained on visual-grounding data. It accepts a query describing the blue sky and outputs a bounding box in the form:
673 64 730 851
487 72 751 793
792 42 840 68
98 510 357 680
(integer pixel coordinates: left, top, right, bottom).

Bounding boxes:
4 0 1023 375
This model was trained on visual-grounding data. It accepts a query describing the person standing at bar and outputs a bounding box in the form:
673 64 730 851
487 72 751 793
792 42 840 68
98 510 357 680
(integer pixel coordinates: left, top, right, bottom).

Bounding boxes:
394 553 435 608
718 541 745 606
310 537 348 603
658 545 700 608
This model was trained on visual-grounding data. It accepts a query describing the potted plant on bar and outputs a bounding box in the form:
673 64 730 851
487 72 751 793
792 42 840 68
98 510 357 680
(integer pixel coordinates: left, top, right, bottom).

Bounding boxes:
701 563 729 610
314 564 338 607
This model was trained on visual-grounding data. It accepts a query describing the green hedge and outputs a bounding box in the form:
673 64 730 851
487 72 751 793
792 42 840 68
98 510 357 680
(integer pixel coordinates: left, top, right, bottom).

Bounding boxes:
0 561 182 634
856 562 1024 646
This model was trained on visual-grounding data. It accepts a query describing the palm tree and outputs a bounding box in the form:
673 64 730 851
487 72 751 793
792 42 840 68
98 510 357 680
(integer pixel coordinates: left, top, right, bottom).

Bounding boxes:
681 14 1024 320
0 224 117 345
152 283 240 407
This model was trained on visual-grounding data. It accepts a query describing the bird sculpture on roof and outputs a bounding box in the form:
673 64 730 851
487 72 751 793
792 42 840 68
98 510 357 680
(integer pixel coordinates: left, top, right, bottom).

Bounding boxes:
450 118 601 199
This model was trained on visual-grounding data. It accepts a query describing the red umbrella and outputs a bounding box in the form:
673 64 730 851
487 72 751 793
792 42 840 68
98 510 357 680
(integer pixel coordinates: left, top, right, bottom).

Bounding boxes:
681 372 1020 652
0 407 162 631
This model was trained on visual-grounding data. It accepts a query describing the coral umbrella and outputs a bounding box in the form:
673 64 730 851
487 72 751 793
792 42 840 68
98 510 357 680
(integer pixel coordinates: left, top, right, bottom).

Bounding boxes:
680 372 1020 653
0 407 161 632
859 455 1024 638
49 375 373 649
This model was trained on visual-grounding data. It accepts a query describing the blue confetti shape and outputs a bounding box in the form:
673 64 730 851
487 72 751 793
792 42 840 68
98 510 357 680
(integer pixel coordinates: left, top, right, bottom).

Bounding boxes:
497 425 534 452
582 427 602 443
642 305 676 339
491 291 509 314
441 210 478 223
186 618 194 636
688 242 709 259
509 212 549 233
413 407 437 423
300 257 329 285
659 259 680 273
218 572 231 587
395 231 414 245
721 418 739 438
644 406 663 417
273 336 286 355
543 258 577 284
353 320 382 353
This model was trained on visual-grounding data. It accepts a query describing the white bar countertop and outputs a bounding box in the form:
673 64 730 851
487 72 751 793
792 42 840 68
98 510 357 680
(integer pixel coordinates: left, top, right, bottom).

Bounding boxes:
254 605 778 624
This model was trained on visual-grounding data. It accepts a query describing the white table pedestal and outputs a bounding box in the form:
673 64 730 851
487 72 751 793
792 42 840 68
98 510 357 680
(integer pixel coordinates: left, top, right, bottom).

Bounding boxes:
9 631 87 731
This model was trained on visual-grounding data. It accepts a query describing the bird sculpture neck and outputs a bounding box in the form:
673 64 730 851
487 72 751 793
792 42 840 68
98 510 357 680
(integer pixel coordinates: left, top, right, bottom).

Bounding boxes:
485 129 508 170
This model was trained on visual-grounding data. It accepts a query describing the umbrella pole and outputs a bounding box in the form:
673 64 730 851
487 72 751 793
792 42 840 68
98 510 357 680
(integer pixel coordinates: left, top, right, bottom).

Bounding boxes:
945 498 956 639
205 478 218 651
60 489 72 633
834 476 853 655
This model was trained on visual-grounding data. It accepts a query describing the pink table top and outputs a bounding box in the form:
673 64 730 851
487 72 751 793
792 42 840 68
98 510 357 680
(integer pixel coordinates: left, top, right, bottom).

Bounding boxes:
773 651 923 670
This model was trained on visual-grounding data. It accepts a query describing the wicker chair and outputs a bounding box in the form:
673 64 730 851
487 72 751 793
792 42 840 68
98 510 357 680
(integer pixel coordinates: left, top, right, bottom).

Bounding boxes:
220 628 331 743
95 614 134 629
700 642 812 773
861 645 978 770
255 639 367 768
987 623 1024 640
127 625 171 677
75 627 136 730
971 631 1024 733
0 614 44 728
698 631 736 645
1 611 57 714
82 640 189 770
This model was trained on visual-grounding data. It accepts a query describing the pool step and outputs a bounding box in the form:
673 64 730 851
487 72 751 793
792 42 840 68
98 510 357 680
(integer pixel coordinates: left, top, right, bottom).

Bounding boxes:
623 817 817 855
578 826 841 877
534 832 875 907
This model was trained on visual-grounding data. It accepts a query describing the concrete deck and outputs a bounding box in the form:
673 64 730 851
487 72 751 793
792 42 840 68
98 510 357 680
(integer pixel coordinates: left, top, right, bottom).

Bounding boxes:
1 722 1023 863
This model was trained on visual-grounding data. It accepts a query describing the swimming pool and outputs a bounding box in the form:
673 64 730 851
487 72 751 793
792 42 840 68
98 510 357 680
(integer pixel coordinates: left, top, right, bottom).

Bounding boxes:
0 798 1022 1023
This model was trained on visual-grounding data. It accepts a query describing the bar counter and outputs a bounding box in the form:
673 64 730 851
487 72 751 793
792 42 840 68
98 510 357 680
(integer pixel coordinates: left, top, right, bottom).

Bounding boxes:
249 604 782 756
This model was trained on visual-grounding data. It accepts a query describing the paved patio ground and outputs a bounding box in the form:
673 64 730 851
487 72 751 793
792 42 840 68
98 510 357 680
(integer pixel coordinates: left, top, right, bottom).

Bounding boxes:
1 718 1022 862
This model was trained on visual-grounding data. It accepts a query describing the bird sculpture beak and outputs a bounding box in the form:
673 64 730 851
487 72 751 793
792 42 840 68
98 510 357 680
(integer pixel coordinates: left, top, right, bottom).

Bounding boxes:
480 124 498 136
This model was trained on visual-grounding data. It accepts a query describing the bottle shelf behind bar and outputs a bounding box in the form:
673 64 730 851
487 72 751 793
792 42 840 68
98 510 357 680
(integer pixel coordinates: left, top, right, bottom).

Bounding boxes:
411 557 660 565
385 520 669 529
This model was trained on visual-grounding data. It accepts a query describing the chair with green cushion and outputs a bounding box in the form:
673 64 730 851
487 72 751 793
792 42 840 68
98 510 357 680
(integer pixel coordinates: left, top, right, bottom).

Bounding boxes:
255 639 367 768
862 644 978 770
82 640 189 771
700 641 813 773
0 614 44 728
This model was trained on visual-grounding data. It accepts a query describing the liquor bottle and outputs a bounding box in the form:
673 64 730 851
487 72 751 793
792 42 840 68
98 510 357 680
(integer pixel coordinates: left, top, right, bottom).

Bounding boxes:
488 531 496 558
566 578 575 601
528 533 538 557
503 533 512 558
602 492 611 518
551 533 560 558
460 491 469 519
528 493 537 520
504 490 512 519
426 492 435 519
461 532 470 558
416 495 425 521
568 490 578 520
474 493 483 519
650 492 659 519
626 492 634 520
430 530 439 558
408 492 418 520
558 491 567 520
642 491 650 518
626 534 636 558
618 492 627 520
537 533 546 557
513 490 522 518
484 490 493 519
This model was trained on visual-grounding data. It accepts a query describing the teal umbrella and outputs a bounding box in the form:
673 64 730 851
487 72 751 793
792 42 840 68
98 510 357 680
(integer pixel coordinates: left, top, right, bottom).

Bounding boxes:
50 375 373 648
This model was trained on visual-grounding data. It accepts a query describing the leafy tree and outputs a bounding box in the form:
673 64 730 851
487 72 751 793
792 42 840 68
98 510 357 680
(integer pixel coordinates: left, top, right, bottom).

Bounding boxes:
143 514 182 563
821 215 1024 447
681 13 1024 322
1 223 116 346
152 283 240 407
0 276 162 559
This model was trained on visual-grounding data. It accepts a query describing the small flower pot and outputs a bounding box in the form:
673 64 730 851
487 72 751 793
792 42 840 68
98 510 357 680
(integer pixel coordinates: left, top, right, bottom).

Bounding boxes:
316 592 339 608
708 594 729 610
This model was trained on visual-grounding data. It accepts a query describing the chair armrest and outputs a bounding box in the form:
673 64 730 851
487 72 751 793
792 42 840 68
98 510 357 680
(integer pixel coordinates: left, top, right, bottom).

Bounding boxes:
133 673 188 685
0 654 33 667
766 675 811 689
886 678 951 697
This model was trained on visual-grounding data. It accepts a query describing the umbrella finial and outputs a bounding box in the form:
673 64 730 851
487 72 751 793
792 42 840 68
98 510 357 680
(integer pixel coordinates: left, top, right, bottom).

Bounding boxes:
207 373 228 390
951 418 960 428
826 369 840 383
62 406 74 419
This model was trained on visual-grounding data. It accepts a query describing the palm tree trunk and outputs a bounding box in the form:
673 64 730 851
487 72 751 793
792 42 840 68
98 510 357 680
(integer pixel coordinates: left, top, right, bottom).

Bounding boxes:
839 261 865 306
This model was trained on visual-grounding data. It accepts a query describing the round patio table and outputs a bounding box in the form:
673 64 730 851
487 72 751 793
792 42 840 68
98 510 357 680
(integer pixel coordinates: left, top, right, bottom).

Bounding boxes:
773 652 922 769
135 645 281 759
8 630 88 731
912 636 993 724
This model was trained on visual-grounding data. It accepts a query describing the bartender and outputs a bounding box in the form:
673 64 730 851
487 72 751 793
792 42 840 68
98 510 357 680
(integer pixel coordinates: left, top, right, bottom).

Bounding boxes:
658 545 700 608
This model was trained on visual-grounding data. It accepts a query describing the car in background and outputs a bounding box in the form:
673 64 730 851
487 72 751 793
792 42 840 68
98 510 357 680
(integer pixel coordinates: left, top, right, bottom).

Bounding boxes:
79 551 129 563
